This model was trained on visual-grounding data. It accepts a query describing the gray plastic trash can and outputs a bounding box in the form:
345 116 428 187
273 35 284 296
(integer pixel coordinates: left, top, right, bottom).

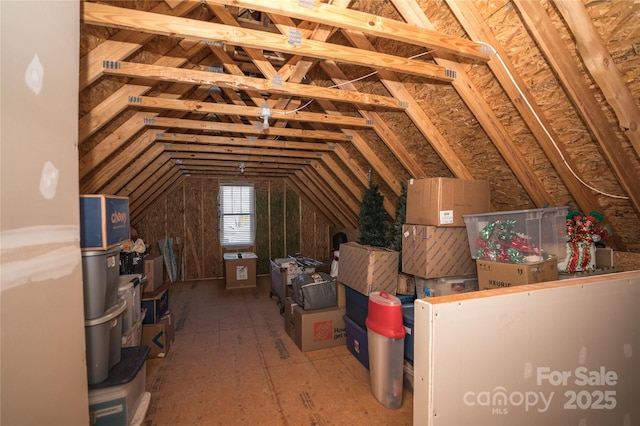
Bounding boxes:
365 291 406 409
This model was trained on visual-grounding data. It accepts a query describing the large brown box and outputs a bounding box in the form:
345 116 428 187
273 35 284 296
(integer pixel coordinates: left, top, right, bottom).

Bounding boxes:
402 225 476 279
406 178 490 227
337 242 399 296
292 305 346 352
477 258 558 290
143 255 164 293
142 312 174 358
224 252 257 289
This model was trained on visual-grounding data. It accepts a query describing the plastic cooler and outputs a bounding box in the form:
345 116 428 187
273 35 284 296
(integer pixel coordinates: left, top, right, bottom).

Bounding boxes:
82 245 122 319
365 291 406 409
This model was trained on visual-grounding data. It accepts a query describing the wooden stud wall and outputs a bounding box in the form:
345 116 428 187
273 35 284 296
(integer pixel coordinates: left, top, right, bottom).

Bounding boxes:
132 176 333 280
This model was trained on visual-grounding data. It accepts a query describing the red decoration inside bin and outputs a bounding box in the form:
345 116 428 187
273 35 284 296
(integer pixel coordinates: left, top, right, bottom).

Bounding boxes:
365 291 406 339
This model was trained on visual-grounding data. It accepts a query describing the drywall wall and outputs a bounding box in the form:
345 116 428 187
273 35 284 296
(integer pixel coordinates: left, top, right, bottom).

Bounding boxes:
1 1 89 424
414 271 640 425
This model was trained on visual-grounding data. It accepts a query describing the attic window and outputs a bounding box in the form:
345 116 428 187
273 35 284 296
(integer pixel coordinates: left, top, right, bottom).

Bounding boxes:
219 183 255 248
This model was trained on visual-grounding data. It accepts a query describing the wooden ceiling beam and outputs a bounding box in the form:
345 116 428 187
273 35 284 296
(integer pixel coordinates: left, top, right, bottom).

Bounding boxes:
202 0 490 62
168 151 312 166
79 0 201 89
157 133 335 151
176 159 304 171
146 116 352 141
159 142 324 159
79 40 209 144
129 167 183 219
127 96 375 128
102 61 406 110
285 176 337 227
111 149 170 198
300 165 358 226
82 2 453 81
554 0 640 158
308 160 360 223
514 0 640 222
292 171 353 228
84 130 162 194
79 112 154 181
446 0 625 249
391 0 553 207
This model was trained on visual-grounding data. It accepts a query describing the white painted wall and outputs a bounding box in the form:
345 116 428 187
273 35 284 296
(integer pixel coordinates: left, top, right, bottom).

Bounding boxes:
414 271 640 425
1 1 89 424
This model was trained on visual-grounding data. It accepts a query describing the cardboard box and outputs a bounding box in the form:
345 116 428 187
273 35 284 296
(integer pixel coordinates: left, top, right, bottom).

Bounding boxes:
292 305 346 352
224 252 257 289
143 255 164 293
406 178 490 227
337 282 346 308
596 247 614 268
477 258 558 290
396 273 415 295
80 194 130 250
337 242 399 296
283 297 297 338
415 275 478 298
142 282 169 324
402 225 476 279
142 312 174 358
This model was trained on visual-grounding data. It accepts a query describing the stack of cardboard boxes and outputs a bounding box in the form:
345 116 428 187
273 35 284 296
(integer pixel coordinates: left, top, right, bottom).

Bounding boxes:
337 242 405 369
403 178 490 297
141 256 174 358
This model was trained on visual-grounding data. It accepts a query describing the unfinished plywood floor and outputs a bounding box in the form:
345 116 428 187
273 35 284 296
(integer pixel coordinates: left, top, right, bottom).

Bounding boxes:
143 276 414 425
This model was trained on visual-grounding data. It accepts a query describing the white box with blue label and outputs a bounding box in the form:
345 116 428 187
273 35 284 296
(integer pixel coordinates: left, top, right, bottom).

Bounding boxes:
80 194 130 250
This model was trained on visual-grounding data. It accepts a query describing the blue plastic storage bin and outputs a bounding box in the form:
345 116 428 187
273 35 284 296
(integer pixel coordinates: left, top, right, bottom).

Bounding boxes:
346 286 415 330
344 315 369 369
403 305 414 363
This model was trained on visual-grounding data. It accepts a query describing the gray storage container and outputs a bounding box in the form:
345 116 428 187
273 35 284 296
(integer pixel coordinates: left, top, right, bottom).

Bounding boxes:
85 299 127 384
291 272 336 310
82 245 122 319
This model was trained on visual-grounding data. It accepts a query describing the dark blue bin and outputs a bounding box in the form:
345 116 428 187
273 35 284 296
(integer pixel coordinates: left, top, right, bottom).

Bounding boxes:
346 286 415 330
344 315 369 369
403 305 414 363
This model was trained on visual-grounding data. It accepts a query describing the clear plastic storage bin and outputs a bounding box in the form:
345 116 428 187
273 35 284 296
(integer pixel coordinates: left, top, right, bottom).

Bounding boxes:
463 206 568 263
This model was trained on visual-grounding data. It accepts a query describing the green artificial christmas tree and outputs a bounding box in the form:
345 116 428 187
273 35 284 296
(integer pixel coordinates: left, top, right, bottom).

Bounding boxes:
358 178 388 247
388 181 407 270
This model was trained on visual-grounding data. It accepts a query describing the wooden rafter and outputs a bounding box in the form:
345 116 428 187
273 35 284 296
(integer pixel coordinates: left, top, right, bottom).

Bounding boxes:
146 116 353 141
445 0 626 249
554 0 640 158
81 2 454 81
200 0 491 62
514 0 640 220
127 96 375 128
102 61 408 110
391 0 554 207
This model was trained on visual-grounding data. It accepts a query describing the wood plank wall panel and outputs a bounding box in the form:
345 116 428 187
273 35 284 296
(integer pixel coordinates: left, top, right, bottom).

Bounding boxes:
132 176 332 279
298 202 331 266
255 183 272 275
268 183 285 261
165 182 185 279
285 188 301 257
201 178 219 278
184 179 203 280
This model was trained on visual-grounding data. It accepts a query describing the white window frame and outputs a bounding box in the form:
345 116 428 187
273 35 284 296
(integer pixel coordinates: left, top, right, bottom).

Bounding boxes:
219 183 256 248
